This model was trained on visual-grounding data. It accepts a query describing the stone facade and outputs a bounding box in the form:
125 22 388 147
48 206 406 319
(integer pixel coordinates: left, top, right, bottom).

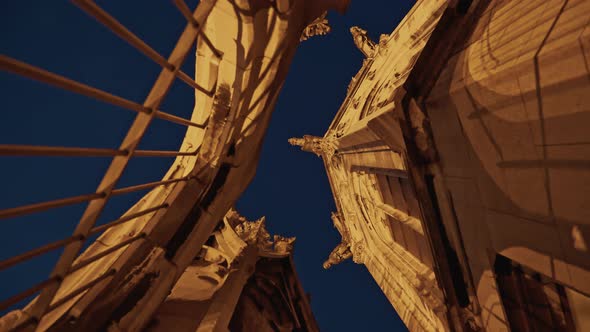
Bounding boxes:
146 210 317 332
291 0 590 331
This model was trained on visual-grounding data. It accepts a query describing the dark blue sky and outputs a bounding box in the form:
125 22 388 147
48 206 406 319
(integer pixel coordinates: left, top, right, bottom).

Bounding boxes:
0 1 413 330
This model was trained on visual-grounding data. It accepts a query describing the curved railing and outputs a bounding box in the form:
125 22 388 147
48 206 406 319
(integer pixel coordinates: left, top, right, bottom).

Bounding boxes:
0 0 345 330
0 0 221 329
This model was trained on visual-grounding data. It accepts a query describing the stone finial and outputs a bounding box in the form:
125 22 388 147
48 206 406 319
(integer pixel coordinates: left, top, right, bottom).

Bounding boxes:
288 135 336 158
350 26 377 58
232 211 296 255
273 235 296 255
323 241 353 269
301 11 331 41
225 207 248 228
235 216 272 248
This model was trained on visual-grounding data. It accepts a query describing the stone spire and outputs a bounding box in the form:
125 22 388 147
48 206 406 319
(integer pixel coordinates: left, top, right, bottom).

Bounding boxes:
288 135 336 158
350 26 377 58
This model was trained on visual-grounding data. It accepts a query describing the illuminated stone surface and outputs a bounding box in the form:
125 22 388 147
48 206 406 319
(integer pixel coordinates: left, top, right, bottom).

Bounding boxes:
290 0 590 331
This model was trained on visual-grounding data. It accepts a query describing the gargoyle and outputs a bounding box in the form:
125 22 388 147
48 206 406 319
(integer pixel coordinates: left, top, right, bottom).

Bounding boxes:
350 26 377 58
323 241 353 269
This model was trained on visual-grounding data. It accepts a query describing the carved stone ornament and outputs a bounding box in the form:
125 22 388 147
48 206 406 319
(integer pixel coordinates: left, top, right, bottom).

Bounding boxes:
335 121 347 138
350 242 367 264
331 212 351 243
236 217 272 248
273 235 296 255
300 11 331 41
288 135 337 159
323 241 353 269
233 213 296 256
350 26 377 58
225 207 248 228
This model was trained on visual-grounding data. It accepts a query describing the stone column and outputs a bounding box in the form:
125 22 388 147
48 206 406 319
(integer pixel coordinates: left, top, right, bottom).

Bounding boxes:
195 246 257 332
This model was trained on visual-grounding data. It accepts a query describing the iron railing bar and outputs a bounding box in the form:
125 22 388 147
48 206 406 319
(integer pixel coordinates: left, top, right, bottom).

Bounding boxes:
175 70 214 96
71 0 213 96
71 0 173 70
89 204 168 236
0 203 165 272
46 269 116 312
0 54 206 134
0 236 82 272
0 173 191 220
24 1 209 322
111 177 189 196
0 193 105 221
0 145 199 158
0 55 148 114
0 145 127 157
19 0 213 322
69 234 145 274
134 149 198 157
0 56 200 130
0 277 60 313
172 0 223 59
154 111 208 128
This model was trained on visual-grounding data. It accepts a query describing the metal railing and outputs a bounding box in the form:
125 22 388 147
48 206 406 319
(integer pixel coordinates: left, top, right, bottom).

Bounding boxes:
0 0 221 328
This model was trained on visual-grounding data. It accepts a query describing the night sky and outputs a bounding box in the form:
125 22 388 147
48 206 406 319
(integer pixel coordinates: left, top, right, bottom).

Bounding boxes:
0 1 413 330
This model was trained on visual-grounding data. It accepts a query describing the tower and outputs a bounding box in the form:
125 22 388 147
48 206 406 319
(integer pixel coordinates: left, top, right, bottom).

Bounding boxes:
290 0 590 331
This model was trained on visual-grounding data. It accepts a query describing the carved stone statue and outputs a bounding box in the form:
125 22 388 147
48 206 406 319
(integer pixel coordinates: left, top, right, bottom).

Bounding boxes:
350 26 377 58
288 135 336 158
323 241 353 269
233 213 296 256
273 235 296 254
300 11 331 41
236 217 272 250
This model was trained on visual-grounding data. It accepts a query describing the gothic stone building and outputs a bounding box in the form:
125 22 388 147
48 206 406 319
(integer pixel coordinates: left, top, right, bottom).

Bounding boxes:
291 0 590 331
0 0 349 331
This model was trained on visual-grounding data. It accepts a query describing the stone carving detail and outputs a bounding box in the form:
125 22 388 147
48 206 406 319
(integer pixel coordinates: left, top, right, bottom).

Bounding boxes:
335 121 347 138
300 12 331 41
350 242 367 264
350 26 377 58
331 212 350 243
323 241 353 269
235 217 271 247
415 272 445 313
273 235 296 254
234 213 296 256
225 207 248 228
288 135 337 159
379 34 389 48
